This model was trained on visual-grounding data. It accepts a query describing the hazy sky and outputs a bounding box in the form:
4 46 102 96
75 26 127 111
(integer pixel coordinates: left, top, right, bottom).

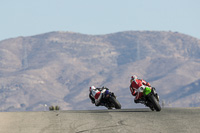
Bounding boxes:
0 0 199 41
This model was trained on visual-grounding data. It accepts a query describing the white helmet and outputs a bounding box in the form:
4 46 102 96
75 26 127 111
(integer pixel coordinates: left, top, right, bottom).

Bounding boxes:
130 75 138 83
89 86 96 92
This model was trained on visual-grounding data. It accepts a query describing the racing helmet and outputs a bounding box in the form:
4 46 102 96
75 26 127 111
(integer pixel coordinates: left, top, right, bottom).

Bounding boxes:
130 75 138 83
89 86 96 92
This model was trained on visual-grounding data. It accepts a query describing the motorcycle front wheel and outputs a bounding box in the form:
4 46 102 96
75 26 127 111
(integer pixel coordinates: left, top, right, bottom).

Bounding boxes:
148 94 161 111
108 97 121 109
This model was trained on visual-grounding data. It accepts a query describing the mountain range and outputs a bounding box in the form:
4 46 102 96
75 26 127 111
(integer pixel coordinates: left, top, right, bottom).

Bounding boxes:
0 31 200 111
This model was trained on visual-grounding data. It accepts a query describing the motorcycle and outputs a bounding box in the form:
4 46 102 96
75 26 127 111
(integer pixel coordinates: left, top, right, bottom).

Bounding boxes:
137 86 161 111
99 88 121 109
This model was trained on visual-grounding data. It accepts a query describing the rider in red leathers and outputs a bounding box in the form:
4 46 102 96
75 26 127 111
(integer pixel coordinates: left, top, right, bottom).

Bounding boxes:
130 75 151 103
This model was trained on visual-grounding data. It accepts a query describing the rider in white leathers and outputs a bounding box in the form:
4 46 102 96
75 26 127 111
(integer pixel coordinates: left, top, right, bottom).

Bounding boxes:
89 86 104 106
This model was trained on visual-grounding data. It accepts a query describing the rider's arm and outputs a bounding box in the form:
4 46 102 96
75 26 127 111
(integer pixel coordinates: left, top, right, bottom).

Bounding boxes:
89 93 95 104
102 86 109 90
141 79 151 87
96 88 101 91
130 85 137 96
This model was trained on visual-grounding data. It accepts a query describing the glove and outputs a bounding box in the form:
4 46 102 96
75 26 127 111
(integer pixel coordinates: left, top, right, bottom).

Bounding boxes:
146 82 151 87
132 92 137 96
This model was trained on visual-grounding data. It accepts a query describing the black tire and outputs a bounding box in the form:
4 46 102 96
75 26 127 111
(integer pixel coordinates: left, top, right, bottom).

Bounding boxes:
148 94 161 111
109 97 121 109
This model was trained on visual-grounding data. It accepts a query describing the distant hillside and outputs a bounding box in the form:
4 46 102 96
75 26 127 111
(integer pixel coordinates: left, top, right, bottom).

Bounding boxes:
0 31 200 111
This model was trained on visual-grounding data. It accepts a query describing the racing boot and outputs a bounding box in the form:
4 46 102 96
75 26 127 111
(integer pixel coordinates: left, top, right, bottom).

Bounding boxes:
134 98 145 104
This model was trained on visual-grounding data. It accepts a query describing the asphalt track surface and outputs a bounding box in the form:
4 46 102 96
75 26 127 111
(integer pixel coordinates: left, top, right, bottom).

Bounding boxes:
0 108 200 133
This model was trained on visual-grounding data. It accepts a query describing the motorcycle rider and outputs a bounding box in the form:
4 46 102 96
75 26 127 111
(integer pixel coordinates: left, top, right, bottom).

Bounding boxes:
89 86 108 106
130 75 151 103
